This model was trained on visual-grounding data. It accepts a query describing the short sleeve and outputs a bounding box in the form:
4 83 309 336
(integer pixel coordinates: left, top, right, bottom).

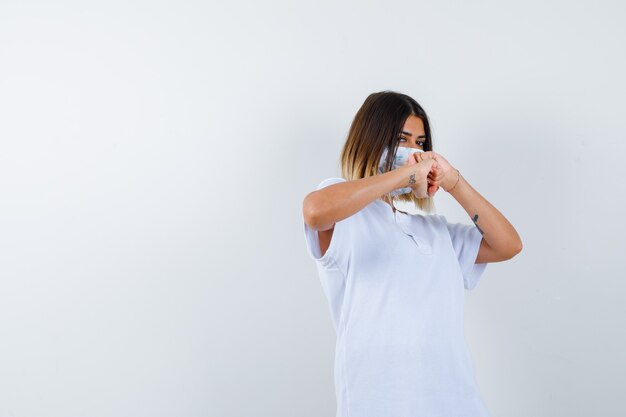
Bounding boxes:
303 177 349 270
441 215 488 290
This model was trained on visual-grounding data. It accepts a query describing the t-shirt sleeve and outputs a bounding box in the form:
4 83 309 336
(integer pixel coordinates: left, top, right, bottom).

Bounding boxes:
303 177 350 271
441 215 488 290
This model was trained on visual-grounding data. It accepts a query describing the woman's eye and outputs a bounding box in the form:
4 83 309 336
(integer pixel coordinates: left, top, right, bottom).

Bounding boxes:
399 138 424 147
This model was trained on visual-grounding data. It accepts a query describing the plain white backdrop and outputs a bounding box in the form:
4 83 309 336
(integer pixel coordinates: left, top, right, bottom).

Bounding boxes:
1 1 625 416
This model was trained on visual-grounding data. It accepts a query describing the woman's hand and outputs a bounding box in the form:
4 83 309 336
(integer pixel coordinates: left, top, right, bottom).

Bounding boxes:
414 151 458 193
404 151 440 198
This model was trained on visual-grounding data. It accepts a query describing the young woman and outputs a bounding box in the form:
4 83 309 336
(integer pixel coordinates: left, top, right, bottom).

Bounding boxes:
302 91 522 417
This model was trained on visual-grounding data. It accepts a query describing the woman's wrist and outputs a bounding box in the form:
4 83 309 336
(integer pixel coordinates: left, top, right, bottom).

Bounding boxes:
442 167 460 192
395 164 420 189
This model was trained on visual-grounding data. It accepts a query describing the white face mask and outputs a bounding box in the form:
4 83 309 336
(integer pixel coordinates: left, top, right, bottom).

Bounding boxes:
378 146 425 197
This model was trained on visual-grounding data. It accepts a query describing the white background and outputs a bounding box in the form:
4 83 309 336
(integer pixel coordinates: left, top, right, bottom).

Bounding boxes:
1 1 625 416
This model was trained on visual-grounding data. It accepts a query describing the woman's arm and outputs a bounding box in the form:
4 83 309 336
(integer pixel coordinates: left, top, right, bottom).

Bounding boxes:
442 168 523 262
303 158 437 232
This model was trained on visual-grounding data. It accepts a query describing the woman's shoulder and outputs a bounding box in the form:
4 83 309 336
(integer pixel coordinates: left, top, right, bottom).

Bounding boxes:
314 177 346 190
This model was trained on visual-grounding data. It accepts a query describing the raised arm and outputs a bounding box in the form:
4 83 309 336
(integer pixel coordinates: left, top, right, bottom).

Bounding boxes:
303 158 437 232
432 153 523 262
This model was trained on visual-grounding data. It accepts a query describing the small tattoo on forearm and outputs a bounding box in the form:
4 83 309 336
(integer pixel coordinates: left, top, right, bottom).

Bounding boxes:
408 174 416 185
472 214 484 235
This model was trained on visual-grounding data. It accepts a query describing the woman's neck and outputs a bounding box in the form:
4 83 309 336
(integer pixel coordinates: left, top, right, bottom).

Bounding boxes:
381 197 398 213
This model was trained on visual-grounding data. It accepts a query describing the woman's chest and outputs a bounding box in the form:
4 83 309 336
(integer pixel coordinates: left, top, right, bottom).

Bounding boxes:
348 207 446 274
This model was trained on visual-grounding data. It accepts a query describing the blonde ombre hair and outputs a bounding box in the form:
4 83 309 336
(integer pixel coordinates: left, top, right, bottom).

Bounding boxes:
339 90 436 213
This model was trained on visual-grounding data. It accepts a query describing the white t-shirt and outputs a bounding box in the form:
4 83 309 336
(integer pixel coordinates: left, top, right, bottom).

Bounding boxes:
303 177 492 417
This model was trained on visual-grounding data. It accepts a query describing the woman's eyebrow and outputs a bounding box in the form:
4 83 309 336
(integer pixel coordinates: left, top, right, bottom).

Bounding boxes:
401 131 426 138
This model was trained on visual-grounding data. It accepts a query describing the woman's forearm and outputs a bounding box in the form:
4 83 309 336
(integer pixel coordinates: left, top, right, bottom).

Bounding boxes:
445 170 523 257
303 164 425 231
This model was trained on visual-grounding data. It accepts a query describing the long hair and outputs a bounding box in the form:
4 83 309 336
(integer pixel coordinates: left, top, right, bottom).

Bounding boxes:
339 90 436 213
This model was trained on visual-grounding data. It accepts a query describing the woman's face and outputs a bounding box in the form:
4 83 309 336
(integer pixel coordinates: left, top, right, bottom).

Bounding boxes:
398 115 426 150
